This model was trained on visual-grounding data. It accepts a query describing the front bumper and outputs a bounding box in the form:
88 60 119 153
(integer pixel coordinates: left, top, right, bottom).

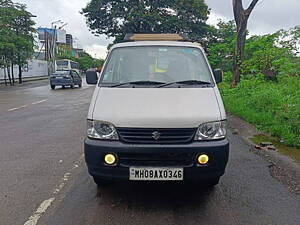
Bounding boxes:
50 79 73 86
84 138 229 181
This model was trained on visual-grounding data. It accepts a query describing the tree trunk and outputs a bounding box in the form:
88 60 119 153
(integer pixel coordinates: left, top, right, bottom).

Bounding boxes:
4 67 7 86
11 62 15 86
18 65 22 84
231 16 248 87
231 0 259 88
7 66 12 86
18 55 23 84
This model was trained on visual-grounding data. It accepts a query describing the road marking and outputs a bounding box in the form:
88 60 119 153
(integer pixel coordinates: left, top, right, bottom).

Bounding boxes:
23 198 55 225
7 105 27 111
23 154 84 225
6 99 47 112
32 99 48 105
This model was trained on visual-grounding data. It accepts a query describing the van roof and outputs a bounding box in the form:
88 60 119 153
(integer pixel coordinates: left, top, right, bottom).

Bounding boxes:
111 41 203 51
124 33 189 42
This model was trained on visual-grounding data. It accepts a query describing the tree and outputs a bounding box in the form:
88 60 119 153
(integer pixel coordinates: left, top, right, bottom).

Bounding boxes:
77 53 95 72
207 20 237 72
242 27 300 78
13 3 35 84
81 0 210 44
231 0 259 87
0 0 35 85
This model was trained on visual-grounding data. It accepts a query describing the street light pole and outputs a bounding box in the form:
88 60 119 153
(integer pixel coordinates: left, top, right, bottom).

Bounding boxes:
50 20 63 73
59 23 68 30
53 25 57 73
51 20 62 28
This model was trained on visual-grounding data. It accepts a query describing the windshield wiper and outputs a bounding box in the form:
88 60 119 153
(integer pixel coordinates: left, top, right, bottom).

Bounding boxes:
110 80 166 87
158 80 212 88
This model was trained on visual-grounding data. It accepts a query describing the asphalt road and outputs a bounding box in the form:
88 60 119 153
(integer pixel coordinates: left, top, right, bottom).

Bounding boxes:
0 80 299 225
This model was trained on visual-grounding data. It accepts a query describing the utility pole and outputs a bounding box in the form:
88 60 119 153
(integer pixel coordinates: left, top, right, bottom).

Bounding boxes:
53 25 57 73
50 20 63 73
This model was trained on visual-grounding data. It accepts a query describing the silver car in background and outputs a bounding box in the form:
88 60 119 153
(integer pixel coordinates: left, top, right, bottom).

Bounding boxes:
50 70 82 90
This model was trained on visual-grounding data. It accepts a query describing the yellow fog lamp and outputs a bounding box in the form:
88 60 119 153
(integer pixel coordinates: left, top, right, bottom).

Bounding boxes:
104 154 117 165
198 154 209 165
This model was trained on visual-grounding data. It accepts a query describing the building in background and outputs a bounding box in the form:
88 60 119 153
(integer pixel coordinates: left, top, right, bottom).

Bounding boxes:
37 27 67 61
66 34 73 48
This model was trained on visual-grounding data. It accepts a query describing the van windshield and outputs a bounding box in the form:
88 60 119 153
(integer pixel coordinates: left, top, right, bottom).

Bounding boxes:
100 46 213 86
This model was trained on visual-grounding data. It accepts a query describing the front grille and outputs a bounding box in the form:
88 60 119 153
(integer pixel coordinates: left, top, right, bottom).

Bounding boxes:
117 128 197 144
119 153 194 167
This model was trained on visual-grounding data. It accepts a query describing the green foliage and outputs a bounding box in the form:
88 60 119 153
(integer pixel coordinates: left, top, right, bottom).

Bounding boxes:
277 26 300 56
219 73 300 147
242 32 300 76
93 59 104 68
0 0 35 68
81 0 210 44
207 20 236 71
77 53 95 72
209 22 300 147
207 22 300 78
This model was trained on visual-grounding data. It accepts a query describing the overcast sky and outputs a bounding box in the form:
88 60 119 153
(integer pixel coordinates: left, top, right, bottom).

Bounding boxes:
16 0 300 59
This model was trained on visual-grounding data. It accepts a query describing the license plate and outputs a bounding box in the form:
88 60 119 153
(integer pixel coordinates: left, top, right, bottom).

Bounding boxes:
129 167 183 181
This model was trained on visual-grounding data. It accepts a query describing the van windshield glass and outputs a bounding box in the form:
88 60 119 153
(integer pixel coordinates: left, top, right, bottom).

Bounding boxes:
100 46 213 86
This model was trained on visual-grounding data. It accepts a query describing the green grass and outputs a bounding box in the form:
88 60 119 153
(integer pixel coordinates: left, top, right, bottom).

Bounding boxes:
219 73 300 148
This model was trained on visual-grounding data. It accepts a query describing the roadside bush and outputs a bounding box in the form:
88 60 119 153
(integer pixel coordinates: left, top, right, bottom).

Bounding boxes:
219 73 300 147
242 33 300 78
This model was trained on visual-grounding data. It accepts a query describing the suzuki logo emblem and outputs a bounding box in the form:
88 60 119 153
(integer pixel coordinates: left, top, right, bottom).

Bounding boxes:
152 131 161 140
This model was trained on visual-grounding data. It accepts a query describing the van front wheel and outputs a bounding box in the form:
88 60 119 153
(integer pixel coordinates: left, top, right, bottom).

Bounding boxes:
204 177 220 187
93 177 111 186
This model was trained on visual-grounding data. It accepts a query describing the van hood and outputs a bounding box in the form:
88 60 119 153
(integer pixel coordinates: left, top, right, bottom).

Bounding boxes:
92 88 221 128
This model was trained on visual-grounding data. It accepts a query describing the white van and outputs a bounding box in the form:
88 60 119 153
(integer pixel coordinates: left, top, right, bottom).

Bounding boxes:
85 34 229 186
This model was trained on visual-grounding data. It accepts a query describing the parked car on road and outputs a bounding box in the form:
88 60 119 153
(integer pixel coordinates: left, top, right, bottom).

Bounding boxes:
85 34 229 187
50 70 82 90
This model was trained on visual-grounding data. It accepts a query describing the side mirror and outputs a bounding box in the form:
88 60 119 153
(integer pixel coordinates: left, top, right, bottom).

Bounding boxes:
86 70 98 85
213 69 223 84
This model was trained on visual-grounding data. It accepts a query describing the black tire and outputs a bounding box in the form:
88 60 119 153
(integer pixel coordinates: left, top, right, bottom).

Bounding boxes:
204 177 220 187
62 85 65 89
93 177 111 186
78 83 82 88
70 83 75 89
50 85 55 90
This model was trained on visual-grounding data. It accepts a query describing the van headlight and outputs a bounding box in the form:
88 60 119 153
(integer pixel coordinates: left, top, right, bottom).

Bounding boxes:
195 121 227 140
87 120 119 140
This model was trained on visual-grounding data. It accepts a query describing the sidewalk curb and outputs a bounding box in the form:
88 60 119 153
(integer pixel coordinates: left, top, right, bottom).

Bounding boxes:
228 114 300 194
0 76 49 86
22 76 49 83
0 76 49 87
